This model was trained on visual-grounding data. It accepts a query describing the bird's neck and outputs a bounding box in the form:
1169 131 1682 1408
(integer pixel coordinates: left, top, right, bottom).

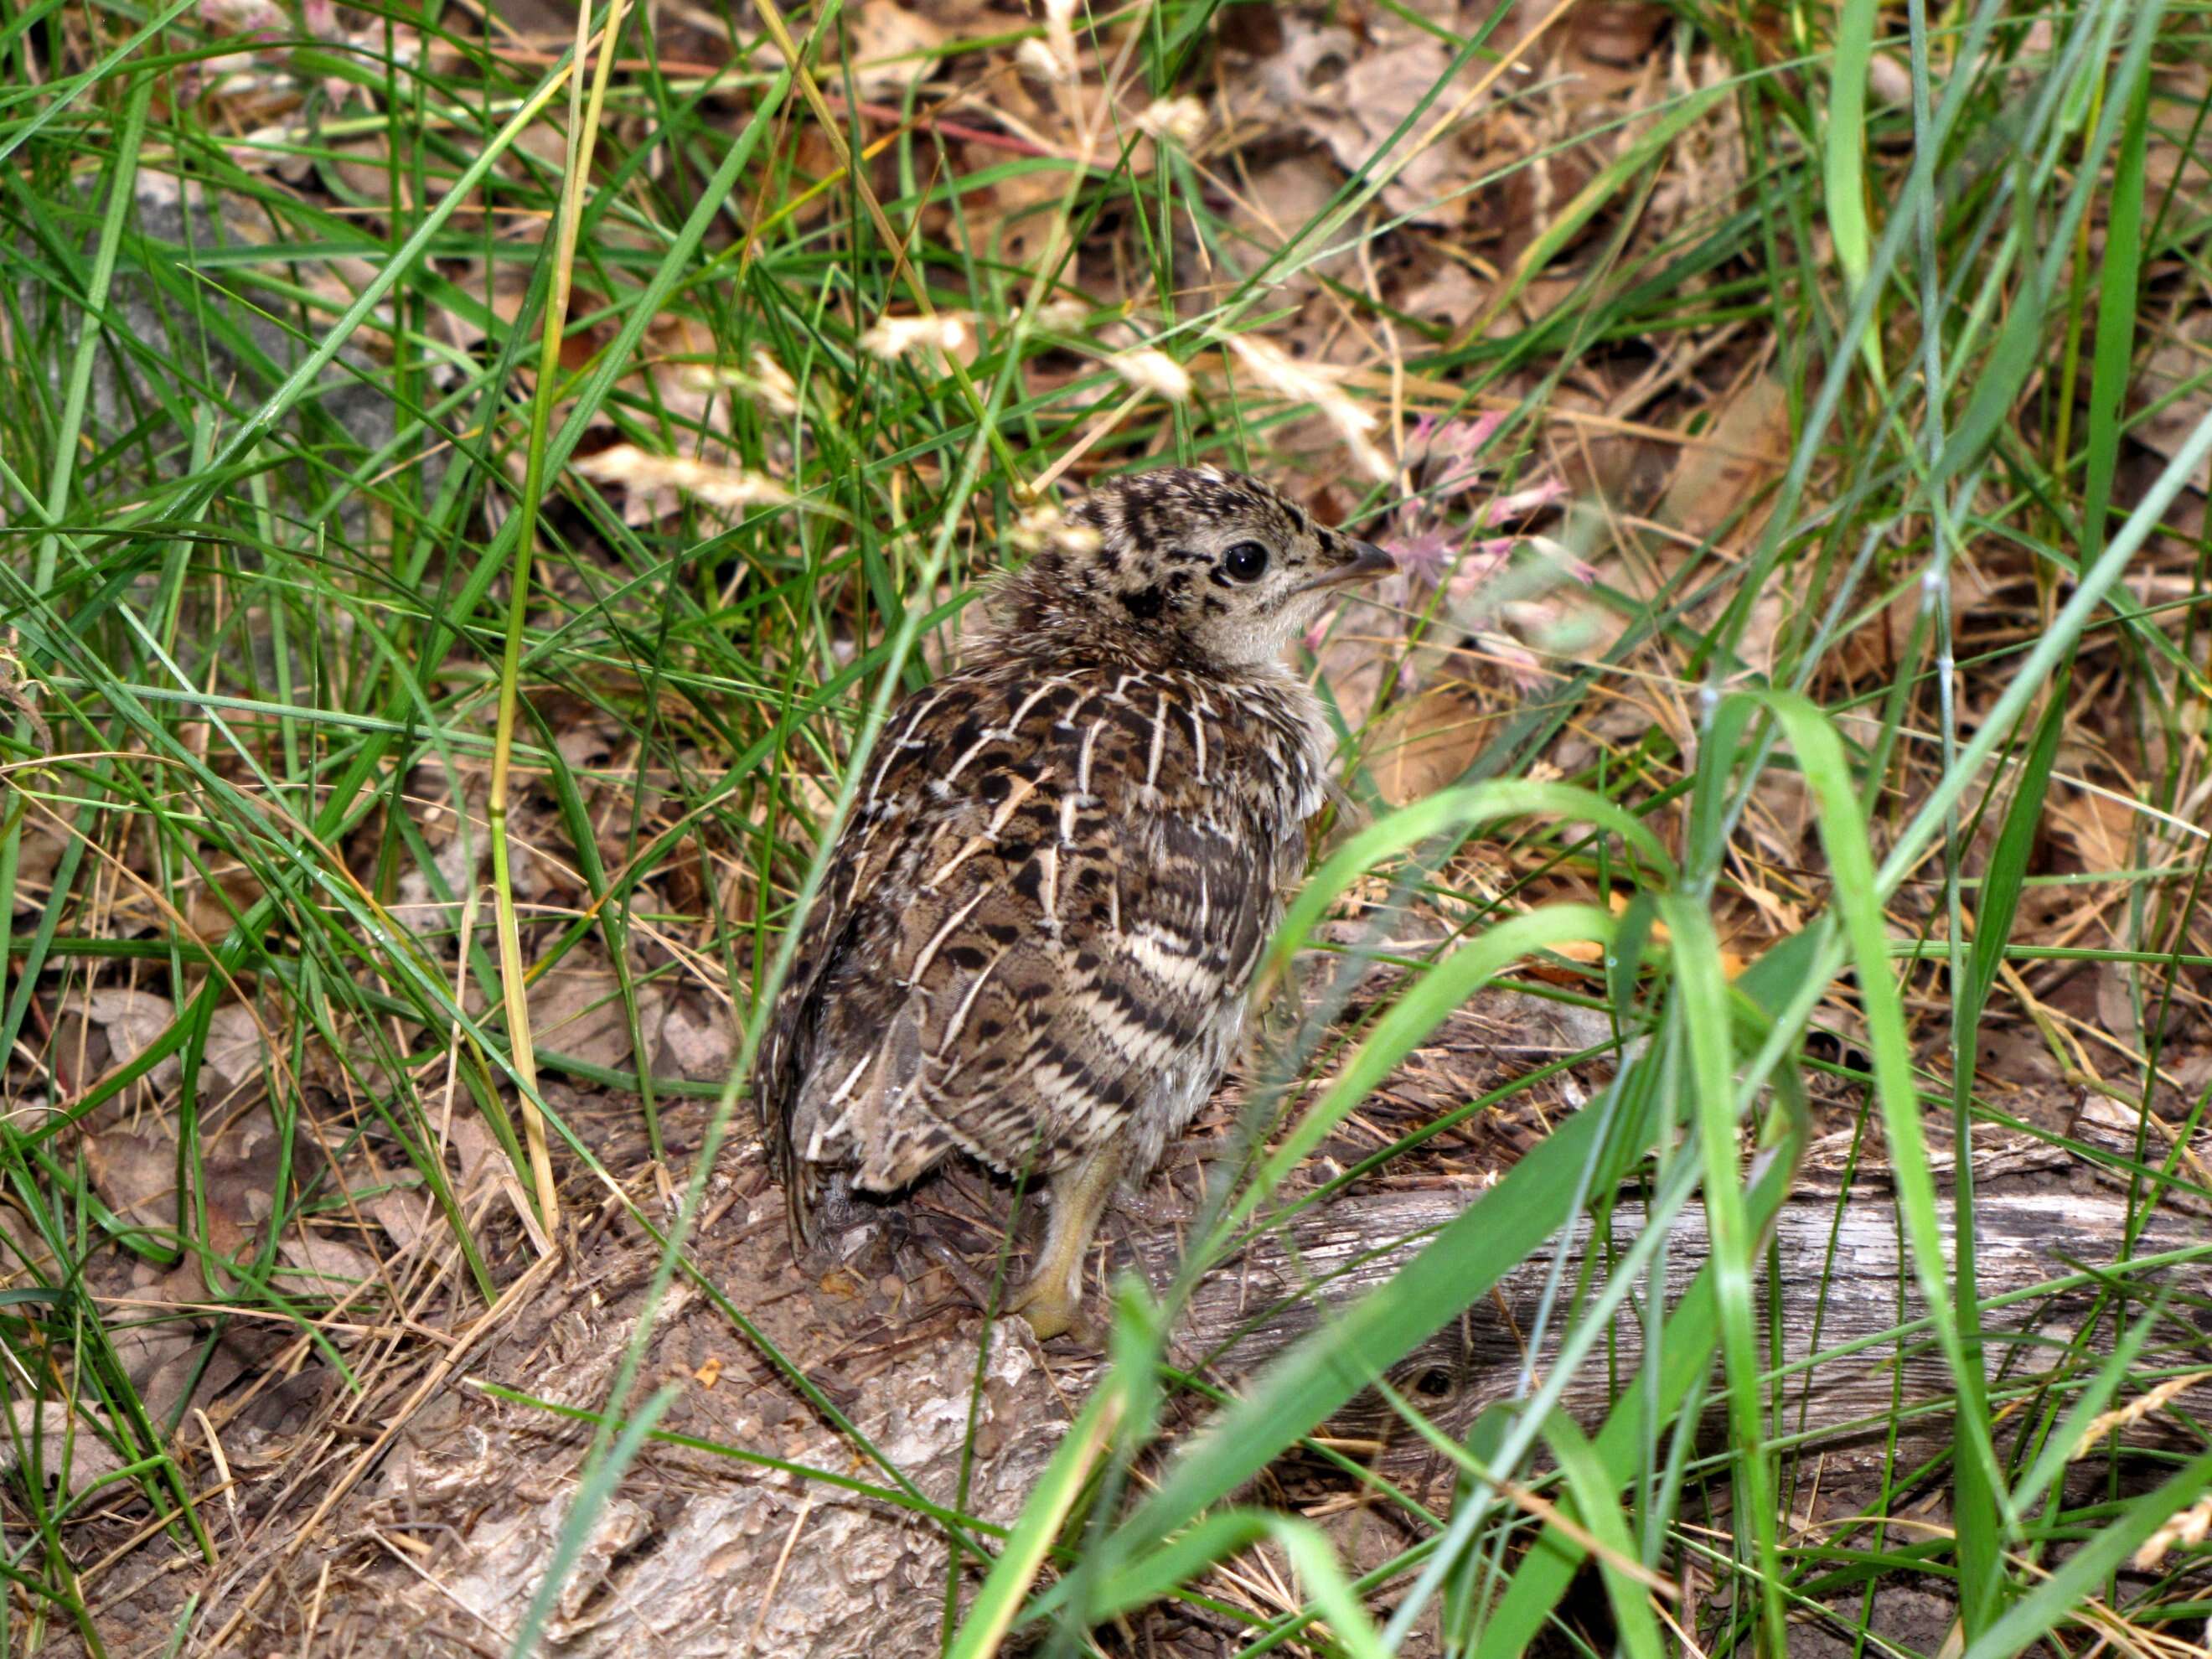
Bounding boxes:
981 560 1326 685
974 588 1203 675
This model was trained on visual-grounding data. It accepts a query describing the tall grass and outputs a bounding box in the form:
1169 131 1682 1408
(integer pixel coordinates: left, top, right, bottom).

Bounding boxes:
1 0 2209 1653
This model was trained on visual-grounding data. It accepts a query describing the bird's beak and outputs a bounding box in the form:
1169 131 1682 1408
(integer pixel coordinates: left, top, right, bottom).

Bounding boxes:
1305 540 1397 591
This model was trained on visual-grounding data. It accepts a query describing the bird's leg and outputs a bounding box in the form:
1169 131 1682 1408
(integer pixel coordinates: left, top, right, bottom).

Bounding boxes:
1008 1144 1124 1341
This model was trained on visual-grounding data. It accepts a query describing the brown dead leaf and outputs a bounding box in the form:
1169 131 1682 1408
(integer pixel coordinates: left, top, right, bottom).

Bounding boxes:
2096 954 2144 1057
658 998 734 1083
1649 370 1795 671
275 1233 379 1298
0 1404 124 1497
448 1112 506 1207
8 811 65 903
108 1303 212 1429
2050 785 2138 874
367 1185 434 1255
1369 685 1494 806
2131 308 2212 466
79 987 183 1094
530 962 663 1074
396 831 483 945
957 133 1070 269
84 1129 176 1232
0 1207 57 1287
1395 252 1486 338
1654 371 1791 546
1303 38 1484 228
1246 17 1352 116
203 1000 268 1098
203 1152 278 1238
842 2 951 101
1225 152 1358 292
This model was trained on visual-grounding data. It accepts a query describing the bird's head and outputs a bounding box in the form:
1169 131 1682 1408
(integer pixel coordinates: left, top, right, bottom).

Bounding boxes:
990 467 1395 673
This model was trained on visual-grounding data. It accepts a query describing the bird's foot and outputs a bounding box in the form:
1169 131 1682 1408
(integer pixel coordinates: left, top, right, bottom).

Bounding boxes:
1005 1273 1102 1346
898 1235 1098 1343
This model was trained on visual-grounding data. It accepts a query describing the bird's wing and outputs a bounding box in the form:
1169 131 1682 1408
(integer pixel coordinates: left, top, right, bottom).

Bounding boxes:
763 664 1303 1233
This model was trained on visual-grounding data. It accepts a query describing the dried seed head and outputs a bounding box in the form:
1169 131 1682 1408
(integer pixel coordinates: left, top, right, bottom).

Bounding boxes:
1136 96 1206 148
674 348 801 416
1218 332 1392 481
747 347 800 416
1041 0 1079 75
1016 36 1070 82
1009 500 1103 556
861 313 970 361
1026 297 1092 334
2073 1371 2212 1465
572 445 789 509
1109 348 1191 402
2136 1492 2212 1571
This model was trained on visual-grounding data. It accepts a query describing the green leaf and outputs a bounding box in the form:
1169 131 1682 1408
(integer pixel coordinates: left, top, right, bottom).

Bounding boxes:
1662 892 1786 1655
1538 1410 1668 1659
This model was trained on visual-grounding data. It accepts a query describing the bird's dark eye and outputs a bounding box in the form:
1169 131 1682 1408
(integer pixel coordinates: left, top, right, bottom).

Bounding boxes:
1222 540 1270 582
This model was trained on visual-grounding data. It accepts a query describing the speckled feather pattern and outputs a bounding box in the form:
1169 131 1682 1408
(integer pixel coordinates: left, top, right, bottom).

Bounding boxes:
758 468 1379 1249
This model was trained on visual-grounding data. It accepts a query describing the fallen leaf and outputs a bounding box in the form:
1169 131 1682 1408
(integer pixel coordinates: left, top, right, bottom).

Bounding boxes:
368 1184 436 1254
448 1114 504 1204
80 987 183 1094
530 963 664 1074
842 2 950 101
1302 38 1485 227
0 1405 125 1496
1368 685 1494 806
1654 372 1791 545
1224 152 1357 291
659 999 733 1083
203 1000 267 1096
275 1233 379 1297
84 1129 176 1231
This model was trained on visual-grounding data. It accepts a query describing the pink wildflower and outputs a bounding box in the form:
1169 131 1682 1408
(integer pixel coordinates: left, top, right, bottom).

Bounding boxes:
1386 530 1457 587
1482 478 1569 526
1444 538 1517 607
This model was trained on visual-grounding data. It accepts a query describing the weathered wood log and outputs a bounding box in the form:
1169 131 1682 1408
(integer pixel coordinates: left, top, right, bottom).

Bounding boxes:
1144 1185 2209 1495
261 1175 2207 1657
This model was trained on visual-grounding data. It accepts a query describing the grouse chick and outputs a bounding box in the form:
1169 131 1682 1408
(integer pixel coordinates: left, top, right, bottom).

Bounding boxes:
760 466 1393 1339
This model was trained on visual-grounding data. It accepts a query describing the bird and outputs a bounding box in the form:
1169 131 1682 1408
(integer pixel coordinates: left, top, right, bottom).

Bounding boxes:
757 465 1394 1339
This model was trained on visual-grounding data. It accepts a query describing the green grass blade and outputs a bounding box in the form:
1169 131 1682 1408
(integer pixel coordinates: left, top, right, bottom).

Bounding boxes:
1960 1450 2212 1659
1822 0 1883 382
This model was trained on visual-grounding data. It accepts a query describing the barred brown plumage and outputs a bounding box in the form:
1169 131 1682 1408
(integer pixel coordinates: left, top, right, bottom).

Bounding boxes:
757 466 1394 1339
